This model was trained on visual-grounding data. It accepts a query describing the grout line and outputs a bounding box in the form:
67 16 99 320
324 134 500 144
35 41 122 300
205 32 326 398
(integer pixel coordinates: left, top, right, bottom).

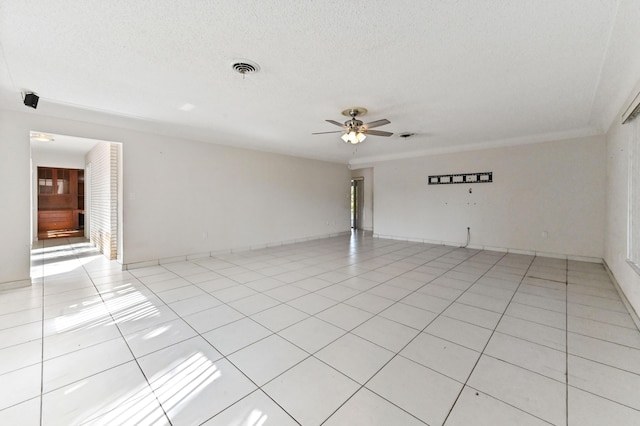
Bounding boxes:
71 242 175 425
441 253 540 424
15 234 638 425
566 259 570 426
38 239 45 426
321 247 502 425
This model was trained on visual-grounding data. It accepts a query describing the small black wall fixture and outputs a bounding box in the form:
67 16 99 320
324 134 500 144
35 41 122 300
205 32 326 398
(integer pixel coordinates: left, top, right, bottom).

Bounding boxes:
23 92 39 109
428 172 492 185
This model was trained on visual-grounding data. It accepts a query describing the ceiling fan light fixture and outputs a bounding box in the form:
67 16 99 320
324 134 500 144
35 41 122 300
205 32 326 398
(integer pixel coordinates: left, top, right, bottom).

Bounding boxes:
342 131 366 144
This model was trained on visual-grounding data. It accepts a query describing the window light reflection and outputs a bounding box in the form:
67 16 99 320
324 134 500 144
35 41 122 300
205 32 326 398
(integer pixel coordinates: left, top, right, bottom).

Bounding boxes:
53 287 159 333
153 352 221 410
65 352 220 424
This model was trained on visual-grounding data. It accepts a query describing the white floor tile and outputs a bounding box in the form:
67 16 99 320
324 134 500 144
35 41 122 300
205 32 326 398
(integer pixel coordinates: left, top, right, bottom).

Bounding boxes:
378 302 437 330
568 315 640 349
344 292 396 313
568 302 637 329
316 284 361 301
0 308 42 331
446 386 550 426
0 363 41 411
263 285 308 303
262 357 359 425
400 332 480 382
468 355 566 425
42 337 133 393
425 316 493 352
42 361 169 426
229 334 308 386
442 302 502 330
202 318 271 355
210 285 258 303
568 386 640 426
497 315 566 351
505 301 566 329
43 324 121 360
352 316 419 352
286 293 336 315
228 293 280 316
0 397 40 426
182 304 244 334
0 322 42 350
324 387 425 426
568 354 640 410
168 294 221 317
278 317 344 353
0 340 42 375
11 237 640 425
316 333 394 384
250 304 308 332
367 356 462 425
155 285 206 304
124 318 198 358
138 340 253 425
568 332 640 375
400 292 451 313
485 332 566 382
202 390 299 425
316 303 373 331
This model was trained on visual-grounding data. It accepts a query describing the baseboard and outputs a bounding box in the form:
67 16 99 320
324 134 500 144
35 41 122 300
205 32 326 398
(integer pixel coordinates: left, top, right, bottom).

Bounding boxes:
123 231 351 270
0 278 31 290
603 260 640 332
372 233 602 263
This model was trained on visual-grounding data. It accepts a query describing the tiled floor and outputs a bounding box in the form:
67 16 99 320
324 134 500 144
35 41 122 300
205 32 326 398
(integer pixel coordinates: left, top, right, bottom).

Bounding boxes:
1 233 640 425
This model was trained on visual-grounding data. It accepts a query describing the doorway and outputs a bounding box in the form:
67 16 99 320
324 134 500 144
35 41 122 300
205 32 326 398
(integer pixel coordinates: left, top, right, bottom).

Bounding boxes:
30 132 123 262
351 178 364 230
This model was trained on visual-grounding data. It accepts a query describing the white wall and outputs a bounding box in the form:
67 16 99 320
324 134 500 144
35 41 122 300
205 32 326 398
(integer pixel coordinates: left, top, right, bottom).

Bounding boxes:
350 167 374 231
605 114 640 318
0 108 351 284
373 135 606 259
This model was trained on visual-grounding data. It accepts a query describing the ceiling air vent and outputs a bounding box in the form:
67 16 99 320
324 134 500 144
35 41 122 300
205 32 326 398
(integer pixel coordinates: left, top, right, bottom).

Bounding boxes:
232 60 260 76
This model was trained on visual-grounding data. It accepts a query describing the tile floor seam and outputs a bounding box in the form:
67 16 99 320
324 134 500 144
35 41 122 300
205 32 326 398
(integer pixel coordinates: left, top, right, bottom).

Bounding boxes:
461 385 557 426
566 329 640 351
71 243 174 425
441 252 538 424
37 238 45 426
8 235 640 424
566 384 640 414
567 352 640 378
321 248 508 426
133 265 316 424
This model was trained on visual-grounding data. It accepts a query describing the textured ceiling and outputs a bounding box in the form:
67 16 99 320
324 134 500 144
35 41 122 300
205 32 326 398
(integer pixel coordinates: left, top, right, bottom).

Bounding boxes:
1 0 637 165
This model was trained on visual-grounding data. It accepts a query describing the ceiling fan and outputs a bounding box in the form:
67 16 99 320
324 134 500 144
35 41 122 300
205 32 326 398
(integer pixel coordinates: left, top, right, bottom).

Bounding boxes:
312 107 392 144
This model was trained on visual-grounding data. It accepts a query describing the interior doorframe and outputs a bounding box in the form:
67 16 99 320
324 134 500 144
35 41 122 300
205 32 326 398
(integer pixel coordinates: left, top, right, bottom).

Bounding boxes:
351 177 364 230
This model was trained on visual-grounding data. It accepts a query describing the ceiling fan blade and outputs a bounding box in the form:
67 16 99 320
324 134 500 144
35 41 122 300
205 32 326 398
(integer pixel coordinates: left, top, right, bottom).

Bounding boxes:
312 130 345 135
364 119 390 129
326 119 345 127
366 129 393 137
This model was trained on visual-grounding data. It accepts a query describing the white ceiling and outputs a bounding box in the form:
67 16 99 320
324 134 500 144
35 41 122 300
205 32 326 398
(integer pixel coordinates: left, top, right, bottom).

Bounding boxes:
1 0 638 165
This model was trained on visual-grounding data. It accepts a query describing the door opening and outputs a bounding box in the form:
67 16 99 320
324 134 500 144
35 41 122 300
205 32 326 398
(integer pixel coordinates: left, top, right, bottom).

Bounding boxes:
351 178 364 230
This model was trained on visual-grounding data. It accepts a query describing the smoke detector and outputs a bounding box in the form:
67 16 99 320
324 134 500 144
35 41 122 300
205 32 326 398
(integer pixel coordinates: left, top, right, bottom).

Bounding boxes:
232 60 260 76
